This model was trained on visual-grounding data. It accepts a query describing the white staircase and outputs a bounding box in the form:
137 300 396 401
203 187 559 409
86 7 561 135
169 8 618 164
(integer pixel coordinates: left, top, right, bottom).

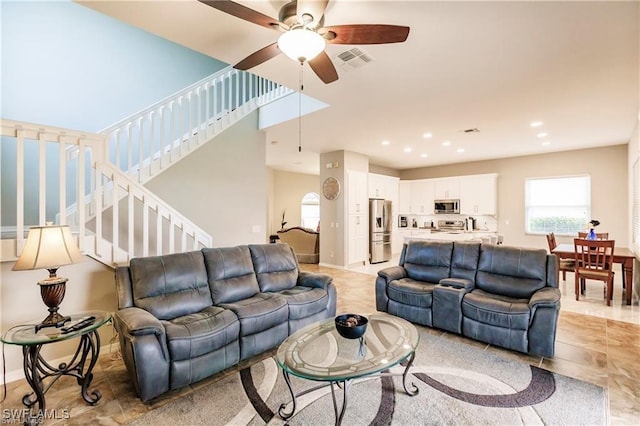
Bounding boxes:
1 67 292 267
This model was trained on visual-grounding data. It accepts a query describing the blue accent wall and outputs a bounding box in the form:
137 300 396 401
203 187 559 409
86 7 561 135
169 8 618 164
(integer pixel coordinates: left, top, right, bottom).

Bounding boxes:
1 0 228 131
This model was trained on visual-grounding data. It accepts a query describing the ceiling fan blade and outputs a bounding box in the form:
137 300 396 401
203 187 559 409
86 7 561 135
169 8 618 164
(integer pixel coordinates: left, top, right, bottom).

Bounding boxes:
234 43 281 70
198 0 279 30
324 24 410 45
296 0 329 28
308 51 338 84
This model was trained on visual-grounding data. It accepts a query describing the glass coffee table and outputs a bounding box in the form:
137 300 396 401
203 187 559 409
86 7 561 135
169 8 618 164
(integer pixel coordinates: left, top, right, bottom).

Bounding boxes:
276 313 420 425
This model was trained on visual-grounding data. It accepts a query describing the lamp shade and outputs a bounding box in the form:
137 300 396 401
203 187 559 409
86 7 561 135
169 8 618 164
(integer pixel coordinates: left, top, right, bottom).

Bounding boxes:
278 28 326 63
12 225 84 271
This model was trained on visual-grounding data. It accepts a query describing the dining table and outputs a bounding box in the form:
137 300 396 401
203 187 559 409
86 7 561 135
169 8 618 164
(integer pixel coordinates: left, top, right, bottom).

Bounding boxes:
552 243 636 305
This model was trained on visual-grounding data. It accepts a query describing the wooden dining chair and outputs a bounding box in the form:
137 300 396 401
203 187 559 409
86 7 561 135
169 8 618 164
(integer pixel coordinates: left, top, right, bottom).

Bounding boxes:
573 238 615 306
546 232 575 281
577 231 609 239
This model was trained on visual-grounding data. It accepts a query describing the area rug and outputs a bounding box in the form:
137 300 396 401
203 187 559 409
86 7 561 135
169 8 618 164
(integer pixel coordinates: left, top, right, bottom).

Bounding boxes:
127 332 608 425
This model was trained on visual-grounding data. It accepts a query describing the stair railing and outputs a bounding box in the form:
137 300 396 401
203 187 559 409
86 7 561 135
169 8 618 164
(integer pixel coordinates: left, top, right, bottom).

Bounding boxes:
99 66 292 184
1 119 211 265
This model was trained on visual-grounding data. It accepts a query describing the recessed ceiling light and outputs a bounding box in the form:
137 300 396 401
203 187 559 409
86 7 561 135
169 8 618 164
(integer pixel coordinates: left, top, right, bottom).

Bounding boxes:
420 153 428 158
442 140 451 147
536 132 548 138
403 147 412 153
530 121 544 127
423 132 433 139
381 140 390 146
456 148 465 153
541 141 551 146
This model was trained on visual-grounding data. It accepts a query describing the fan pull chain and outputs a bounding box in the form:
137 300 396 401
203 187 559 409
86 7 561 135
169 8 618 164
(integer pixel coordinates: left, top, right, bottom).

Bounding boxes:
298 62 303 153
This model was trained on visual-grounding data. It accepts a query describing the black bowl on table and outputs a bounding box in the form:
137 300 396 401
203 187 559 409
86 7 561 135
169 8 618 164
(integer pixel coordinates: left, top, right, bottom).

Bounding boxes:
335 314 368 339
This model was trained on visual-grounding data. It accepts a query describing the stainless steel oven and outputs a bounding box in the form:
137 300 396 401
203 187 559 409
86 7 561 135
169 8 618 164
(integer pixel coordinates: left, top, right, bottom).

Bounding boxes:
434 199 460 214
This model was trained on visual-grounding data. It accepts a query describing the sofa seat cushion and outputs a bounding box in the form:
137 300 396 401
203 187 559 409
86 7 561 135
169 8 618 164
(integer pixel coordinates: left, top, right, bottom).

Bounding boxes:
462 289 530 330
388 278 436 308
220 293 289 337
277 287 328 320
163 306 239 361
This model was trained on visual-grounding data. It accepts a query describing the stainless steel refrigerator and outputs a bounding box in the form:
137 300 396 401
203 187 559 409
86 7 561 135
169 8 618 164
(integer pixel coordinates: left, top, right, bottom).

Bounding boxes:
369 198 392 263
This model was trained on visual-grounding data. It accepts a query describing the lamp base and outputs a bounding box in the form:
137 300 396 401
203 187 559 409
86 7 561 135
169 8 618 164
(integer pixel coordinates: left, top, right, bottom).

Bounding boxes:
35 312 71 332
35 278 71 333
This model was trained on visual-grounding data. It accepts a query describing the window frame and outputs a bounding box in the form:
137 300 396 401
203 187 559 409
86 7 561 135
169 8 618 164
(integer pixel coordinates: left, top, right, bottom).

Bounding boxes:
300 192 320 230
524 174 591 237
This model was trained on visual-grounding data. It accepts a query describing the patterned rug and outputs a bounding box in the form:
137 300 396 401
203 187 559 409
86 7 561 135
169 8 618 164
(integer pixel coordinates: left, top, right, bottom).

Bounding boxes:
128 331 607 425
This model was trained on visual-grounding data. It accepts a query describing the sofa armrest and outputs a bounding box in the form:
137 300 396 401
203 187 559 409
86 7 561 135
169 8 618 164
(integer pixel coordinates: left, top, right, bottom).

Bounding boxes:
113 307 165 337
377 266 407 282
529 287 561 310
298 271 333 290
439 278 474 291
113 307 170 402
527 287 561 358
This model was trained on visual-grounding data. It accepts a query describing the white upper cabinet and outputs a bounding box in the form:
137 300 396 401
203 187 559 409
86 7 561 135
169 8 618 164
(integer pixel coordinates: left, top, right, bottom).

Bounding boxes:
434 177 460 200
459 174 498 215
367 173 399 201
410 180 435 214
399 181 411 214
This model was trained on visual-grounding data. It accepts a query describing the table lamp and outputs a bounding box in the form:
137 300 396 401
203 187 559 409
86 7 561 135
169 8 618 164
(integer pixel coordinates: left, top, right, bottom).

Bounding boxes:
12 224 85 332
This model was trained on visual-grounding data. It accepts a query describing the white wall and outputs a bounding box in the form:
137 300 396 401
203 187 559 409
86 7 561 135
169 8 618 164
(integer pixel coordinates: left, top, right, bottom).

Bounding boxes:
401 145 629 249
145 111 268 247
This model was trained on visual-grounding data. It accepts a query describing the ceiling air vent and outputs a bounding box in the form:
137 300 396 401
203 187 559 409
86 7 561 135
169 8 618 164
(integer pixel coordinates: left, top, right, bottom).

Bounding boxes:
460 128 480 133
333 47 374 72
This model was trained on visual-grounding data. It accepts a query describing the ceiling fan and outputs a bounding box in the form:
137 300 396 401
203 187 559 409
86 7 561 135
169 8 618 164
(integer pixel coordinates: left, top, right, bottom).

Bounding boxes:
199 0 410 84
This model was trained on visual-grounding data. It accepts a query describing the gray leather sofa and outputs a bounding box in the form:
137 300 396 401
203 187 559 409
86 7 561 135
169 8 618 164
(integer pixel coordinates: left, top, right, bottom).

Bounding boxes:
113 243 336 402
376 240 560 357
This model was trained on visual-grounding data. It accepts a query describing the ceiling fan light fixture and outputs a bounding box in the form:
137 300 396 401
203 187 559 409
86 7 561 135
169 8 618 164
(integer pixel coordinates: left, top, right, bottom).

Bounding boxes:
278 28 326 63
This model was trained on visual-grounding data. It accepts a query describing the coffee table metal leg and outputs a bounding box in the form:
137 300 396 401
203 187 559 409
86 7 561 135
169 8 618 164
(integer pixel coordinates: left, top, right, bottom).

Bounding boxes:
330 380 349 426
278 369 296 420
402 351 419 396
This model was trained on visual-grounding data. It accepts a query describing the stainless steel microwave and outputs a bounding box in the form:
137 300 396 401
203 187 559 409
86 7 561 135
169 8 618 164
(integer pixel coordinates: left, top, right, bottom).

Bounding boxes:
434 199 460 214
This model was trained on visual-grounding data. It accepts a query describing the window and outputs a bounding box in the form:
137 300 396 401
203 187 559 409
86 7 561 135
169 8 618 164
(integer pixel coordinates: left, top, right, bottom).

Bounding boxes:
525 175 590 236
301 192 320 230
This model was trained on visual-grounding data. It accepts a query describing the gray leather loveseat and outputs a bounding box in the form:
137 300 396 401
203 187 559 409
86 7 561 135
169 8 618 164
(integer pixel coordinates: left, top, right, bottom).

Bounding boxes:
376 240 560 357
113 243 336 401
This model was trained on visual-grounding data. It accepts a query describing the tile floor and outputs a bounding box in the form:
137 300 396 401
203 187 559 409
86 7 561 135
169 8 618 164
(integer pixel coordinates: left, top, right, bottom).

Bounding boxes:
1 262 638 425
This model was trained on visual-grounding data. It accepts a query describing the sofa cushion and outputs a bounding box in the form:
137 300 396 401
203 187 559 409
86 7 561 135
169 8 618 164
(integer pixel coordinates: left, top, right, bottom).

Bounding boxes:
388 278 436 308
277 287 329 320
203 246 260 304
220 293 289 336
249 244 299 292
130 251 212 320
476 245 548 299
403 241 453 284
462 289 530 330
163 306 239 361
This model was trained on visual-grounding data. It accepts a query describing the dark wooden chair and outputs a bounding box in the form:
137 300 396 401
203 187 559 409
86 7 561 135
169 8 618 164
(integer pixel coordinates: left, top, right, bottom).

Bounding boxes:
573 238 615 306
546 232 575 281
578 231 609 239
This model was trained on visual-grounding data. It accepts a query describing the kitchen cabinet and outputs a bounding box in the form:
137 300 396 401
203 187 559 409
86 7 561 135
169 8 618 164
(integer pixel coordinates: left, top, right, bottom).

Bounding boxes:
347 171 367 214
368 173 399 200
459 174 497 215
398 181 411 214
348 213 368 264
410 180 434 214
347 170 369 264
434 178 460 200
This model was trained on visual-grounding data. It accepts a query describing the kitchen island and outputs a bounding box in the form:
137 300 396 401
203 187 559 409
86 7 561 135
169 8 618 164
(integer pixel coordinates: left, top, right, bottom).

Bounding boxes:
400 229 498 243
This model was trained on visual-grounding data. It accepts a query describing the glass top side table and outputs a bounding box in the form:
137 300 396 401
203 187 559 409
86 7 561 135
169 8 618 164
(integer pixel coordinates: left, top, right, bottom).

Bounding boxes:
1 310 112 425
